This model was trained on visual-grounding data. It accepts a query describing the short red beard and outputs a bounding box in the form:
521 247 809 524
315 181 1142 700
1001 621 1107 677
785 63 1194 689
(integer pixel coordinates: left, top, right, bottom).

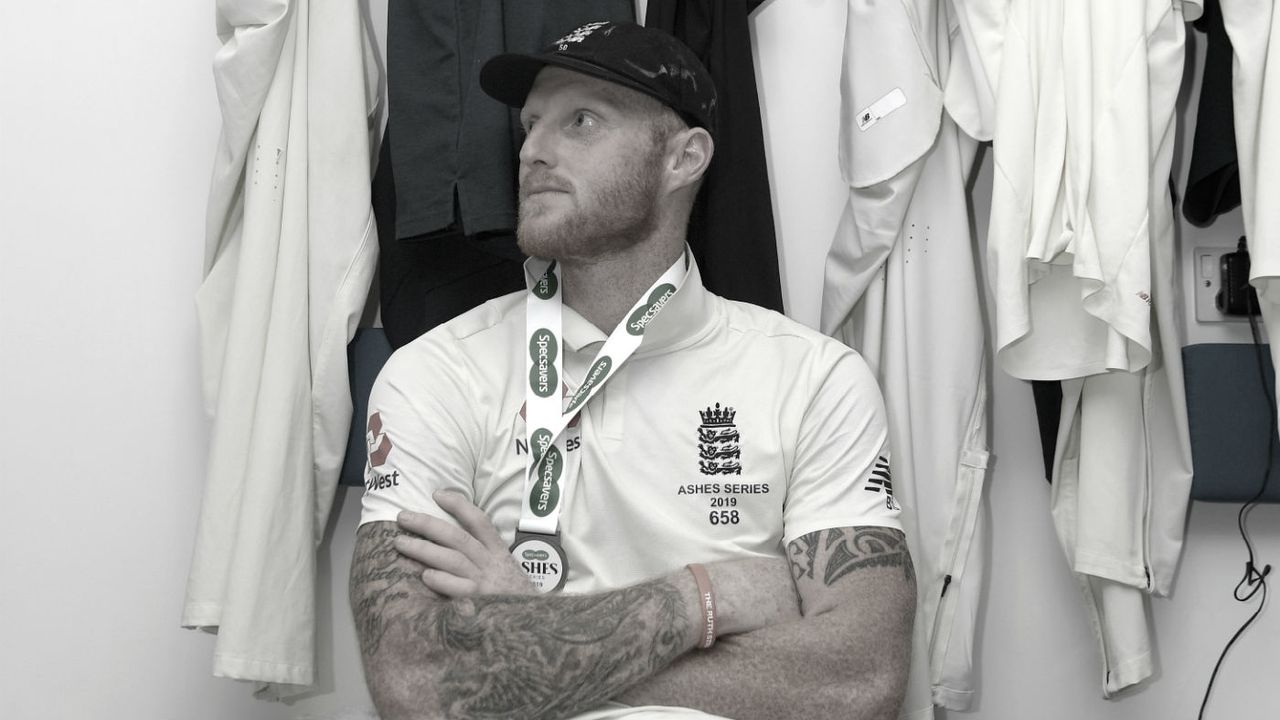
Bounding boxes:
517 143 665 260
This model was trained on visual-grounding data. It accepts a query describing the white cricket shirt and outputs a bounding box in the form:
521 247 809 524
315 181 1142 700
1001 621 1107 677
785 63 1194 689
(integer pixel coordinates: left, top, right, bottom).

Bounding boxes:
361 255 900 585
359 255 902 718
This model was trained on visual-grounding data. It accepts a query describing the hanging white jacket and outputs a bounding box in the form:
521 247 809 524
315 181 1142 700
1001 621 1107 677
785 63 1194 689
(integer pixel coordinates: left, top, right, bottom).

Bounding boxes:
182 0 381 696
822 1 992 714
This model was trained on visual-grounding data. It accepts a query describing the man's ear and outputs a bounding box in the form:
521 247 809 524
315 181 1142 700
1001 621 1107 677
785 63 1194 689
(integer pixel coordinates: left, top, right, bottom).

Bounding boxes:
666 127 714 193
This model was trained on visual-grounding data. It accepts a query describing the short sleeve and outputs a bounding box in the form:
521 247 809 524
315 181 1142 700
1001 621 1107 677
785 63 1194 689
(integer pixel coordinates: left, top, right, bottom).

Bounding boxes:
358 345 479 527
782 349 902 546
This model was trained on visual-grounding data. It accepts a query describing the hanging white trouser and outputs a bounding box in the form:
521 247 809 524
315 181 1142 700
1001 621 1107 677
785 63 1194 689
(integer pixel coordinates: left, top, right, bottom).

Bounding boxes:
830 115 990 713
823 2 996 713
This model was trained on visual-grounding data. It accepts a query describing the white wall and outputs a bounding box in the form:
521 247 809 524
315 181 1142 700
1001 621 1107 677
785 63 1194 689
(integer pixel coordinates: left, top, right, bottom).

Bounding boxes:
0 1 1273 719
0 2 372 719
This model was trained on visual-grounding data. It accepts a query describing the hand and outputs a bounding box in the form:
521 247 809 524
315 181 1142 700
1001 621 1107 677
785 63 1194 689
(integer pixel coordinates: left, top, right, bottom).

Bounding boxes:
394 489 536 598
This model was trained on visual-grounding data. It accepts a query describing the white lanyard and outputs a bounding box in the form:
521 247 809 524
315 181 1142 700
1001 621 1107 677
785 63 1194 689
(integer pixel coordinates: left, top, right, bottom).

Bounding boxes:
515 252 686 588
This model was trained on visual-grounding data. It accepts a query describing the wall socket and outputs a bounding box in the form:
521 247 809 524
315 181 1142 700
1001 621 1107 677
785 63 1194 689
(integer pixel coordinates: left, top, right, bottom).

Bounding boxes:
1194 245 1249 323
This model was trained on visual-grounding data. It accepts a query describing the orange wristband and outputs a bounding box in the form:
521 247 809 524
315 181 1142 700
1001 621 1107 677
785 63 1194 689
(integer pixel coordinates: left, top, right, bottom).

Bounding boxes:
686 563 717 649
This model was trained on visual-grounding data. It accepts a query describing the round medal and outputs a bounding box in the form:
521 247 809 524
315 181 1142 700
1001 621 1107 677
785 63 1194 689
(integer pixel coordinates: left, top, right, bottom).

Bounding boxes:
510 532 569 593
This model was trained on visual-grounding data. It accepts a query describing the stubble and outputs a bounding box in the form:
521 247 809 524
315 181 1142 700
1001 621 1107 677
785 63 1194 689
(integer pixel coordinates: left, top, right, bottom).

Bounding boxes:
517 141 665 260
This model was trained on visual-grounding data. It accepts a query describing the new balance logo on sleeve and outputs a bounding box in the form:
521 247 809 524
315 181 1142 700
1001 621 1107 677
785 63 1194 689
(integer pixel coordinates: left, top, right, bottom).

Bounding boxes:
865 455 900 510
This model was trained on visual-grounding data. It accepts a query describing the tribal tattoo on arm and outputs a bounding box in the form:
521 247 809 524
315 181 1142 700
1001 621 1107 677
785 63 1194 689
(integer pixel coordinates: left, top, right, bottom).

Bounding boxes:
351 521 695 720
620 528 916 718
788 526 914 613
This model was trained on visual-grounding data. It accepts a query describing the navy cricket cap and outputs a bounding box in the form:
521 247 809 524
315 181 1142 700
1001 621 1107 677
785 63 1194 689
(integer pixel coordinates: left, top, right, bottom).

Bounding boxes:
480 21 717 137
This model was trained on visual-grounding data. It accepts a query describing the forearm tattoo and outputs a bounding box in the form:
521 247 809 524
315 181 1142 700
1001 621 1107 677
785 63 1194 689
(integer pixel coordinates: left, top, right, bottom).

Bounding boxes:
788 527 914 586
432 587 689 719
350 522 692 720
350 522 420 657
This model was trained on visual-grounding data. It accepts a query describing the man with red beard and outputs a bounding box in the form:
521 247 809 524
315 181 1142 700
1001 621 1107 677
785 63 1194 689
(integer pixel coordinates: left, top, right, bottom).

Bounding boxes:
350 21 914 720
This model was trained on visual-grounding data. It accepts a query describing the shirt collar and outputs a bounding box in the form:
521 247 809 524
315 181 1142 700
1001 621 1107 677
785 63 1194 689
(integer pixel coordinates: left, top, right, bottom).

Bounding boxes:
523 247 717 356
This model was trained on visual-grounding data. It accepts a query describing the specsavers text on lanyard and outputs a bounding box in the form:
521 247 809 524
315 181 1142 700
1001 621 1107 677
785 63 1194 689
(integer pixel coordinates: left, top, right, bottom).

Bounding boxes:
514 252 687 592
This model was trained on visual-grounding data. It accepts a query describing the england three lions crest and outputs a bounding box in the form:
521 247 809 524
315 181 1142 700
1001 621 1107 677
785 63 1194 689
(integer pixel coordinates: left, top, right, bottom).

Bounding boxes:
698 403 741 475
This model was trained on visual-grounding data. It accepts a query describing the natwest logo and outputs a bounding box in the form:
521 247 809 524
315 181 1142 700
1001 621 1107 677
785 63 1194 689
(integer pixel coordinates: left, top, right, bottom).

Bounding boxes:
367 412 393 468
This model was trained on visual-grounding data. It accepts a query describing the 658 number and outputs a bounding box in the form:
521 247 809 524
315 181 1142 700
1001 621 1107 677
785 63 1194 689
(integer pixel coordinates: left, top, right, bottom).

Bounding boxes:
709 510 740 525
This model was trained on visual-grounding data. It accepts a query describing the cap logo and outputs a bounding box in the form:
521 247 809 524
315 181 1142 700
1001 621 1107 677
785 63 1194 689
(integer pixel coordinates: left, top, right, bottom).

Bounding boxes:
556 21 610 51
624 60 699 90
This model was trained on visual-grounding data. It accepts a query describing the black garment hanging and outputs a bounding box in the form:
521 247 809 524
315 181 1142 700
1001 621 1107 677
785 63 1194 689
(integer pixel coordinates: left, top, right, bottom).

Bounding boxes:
386 0 634 240
373 129 526 349
1184 0 1242 227
646 0 786 314
1031 380 1063 483
378 0 635 349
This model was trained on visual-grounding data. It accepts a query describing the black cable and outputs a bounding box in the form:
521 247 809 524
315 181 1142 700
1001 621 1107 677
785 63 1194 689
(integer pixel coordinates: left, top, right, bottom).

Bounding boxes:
1197 241 1273 720
1197 581 1267 720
